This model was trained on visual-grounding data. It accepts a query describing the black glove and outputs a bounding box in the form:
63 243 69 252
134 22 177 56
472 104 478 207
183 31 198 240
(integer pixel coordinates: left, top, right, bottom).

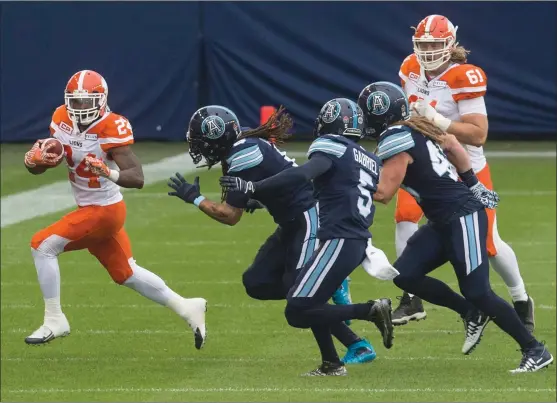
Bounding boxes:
219 176 255 197
245 199 265 214
167 173 202 204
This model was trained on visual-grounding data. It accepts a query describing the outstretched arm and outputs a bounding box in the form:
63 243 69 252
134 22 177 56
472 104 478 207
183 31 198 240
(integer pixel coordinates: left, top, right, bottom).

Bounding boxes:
219 154 333 196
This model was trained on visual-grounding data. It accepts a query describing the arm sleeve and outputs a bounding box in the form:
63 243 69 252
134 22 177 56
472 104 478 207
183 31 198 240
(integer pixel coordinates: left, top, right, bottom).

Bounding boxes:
254 154 333 195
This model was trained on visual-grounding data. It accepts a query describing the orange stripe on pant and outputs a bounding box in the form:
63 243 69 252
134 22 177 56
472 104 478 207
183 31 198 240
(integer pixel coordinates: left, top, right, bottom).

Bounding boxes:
394 163 498 257
31 200 134 283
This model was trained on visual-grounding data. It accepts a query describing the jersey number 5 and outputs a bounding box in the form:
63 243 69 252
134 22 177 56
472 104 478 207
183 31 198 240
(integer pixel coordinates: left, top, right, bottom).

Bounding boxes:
357 169 374 218
63 145 101 188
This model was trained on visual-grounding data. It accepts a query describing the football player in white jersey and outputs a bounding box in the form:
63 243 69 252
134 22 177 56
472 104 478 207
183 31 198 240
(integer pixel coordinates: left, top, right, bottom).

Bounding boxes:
23 70 207 349
391 15 534 332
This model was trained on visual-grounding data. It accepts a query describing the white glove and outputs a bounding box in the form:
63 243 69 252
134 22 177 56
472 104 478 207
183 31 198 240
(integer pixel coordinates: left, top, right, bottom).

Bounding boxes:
411 100 452 132
361 239 399 281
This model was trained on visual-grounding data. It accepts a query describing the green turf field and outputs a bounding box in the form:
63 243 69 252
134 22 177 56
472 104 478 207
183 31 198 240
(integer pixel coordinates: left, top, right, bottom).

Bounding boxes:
1 141 556 402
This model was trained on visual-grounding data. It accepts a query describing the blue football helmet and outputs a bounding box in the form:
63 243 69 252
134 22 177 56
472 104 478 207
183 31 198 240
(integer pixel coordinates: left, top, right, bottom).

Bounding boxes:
314 98 365 141
357 82 410 138
187 105 241 167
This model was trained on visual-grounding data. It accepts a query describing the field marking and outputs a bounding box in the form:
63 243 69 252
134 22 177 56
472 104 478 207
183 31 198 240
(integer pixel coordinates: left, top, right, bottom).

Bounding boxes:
0 356 520 363
2 150 555 229
1 153 195 228
2 303 555 310
289 150 557 159
4 387 555 395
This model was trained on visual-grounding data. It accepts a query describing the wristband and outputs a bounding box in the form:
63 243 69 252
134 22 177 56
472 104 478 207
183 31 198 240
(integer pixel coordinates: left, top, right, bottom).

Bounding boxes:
433 113 452 132
459 168 478 188
193 195 206 207
108 170 120 183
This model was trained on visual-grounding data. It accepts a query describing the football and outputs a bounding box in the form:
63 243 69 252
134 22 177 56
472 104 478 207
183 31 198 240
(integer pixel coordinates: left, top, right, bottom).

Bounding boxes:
40 138 64 166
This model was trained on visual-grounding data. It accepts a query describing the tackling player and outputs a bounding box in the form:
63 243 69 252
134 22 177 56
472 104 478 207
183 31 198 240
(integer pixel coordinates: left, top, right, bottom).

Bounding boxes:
219 99 394 376
358 81 552 373
23 70 207 349
391 15 534 331
167 105 375 365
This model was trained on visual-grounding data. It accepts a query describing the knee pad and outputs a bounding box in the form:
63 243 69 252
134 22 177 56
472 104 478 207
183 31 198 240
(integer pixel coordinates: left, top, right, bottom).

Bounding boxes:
31 233 69 257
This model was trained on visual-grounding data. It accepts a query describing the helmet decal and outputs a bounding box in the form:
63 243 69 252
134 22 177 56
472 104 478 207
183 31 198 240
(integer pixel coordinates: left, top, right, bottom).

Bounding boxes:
201 115 226 139
321 100 342 124
367 91 391 115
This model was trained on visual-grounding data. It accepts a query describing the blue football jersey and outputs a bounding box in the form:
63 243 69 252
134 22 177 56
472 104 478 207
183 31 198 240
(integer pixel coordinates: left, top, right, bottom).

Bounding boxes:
308 134 381 240
225 137 315 224
376 125 484 223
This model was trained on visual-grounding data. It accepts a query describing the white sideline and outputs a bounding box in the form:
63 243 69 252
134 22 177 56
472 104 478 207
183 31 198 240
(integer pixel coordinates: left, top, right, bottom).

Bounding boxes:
3 387 555 395
1 153 195 228
1 150 555 228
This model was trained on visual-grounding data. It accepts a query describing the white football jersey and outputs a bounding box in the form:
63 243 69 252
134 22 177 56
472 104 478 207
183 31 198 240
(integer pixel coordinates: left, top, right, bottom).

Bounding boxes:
399 54 488 172
49 105 134 207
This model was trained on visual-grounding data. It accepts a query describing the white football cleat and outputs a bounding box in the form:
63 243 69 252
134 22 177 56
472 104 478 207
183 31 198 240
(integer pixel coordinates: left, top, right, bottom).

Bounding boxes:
25 314 70 345
179 298 207 350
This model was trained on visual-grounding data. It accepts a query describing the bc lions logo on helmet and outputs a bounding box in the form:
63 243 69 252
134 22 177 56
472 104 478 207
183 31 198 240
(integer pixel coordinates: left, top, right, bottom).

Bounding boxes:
367 91 390 116
321 100 341 124
201 116 226 139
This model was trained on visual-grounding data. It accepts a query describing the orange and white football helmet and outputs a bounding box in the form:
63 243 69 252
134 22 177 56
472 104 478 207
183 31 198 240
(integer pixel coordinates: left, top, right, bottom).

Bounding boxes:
412 15 458 71
64 70 108 125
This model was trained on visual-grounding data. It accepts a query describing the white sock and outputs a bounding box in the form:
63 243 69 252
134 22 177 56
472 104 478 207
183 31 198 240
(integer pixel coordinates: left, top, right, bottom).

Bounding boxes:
489 242 528 302
123 261 185 312
395 222 419 299
31 247 63 317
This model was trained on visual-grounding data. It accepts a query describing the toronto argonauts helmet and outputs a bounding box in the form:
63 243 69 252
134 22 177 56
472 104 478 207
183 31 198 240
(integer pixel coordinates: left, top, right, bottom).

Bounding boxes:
314 98 365 141
187 105 241 167
357 82 410 138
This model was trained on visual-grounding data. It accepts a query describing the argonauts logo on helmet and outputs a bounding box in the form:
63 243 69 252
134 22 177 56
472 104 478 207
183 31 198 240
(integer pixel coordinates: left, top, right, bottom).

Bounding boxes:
367 91 390 115
201 116 226 139
321 100 341 124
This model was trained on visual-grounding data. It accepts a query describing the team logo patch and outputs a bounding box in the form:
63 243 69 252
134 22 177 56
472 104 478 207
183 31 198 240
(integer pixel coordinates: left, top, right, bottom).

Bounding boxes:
367 91 390 115
85 134 97 141
201 116 226 139
432 80 447 88
409 72 420 81
321 100 341 124
59 122 72 134
357 116 364 125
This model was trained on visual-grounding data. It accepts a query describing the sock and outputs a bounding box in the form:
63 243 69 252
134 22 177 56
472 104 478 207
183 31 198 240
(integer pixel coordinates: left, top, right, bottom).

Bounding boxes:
123 263 184 310
394 275 473 317
471 291 536 349
330 322 361 348
311 325 341 364
395 222 419 258
489 241 528 302
31 247 63 317
396 222 418 299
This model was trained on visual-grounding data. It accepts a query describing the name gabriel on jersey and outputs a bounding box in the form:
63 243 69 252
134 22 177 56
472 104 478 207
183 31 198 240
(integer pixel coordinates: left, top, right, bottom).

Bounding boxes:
353 148 379 175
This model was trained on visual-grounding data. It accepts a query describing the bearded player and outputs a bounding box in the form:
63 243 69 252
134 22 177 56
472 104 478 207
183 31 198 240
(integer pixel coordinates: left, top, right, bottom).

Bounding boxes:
23 70 207 348
392 15 534 331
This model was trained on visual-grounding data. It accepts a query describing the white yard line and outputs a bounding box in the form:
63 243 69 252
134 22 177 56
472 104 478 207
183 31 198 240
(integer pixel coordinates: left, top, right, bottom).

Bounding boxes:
3 387 555 395
1 153 194 228
1 150 555 228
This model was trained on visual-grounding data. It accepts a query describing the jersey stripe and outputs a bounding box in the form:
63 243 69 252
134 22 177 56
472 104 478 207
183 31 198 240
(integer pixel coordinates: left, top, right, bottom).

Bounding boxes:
377 131 415 160
307 138 347 158
227 145 264 172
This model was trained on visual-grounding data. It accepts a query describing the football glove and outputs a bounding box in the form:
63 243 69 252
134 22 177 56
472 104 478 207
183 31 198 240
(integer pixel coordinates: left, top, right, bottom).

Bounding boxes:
411 100 451 132
470 182 500 209
219 176 255 197
245 199 264 214
85 156 111 177
168 173 202 204
24 140 63 168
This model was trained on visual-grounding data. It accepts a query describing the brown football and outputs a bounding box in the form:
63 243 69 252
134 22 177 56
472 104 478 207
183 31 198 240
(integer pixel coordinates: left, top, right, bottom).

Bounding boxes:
40 138 64 166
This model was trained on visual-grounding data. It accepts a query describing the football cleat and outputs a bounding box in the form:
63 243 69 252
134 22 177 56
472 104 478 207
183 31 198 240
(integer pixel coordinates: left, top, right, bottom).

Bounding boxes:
25 314 70 345
461 309 490 355
392 293 427 326
332 277 353 325
179 297 207 350
510 342 553 373
513 296 535 334
367 298 394 349
342 339 376 365
302 361 347 376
